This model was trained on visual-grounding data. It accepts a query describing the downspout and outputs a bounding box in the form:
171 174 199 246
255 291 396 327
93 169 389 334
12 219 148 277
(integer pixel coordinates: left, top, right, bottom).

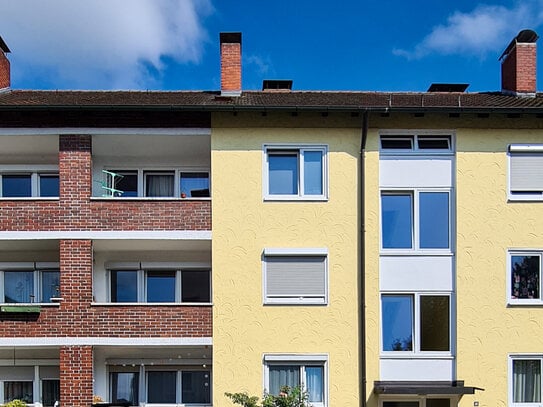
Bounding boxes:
360 110 369 407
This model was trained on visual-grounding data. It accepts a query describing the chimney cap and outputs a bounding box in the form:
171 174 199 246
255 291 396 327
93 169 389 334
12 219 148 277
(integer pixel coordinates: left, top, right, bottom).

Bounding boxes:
0 37 10 53
220 32 242 45
500 29 538 61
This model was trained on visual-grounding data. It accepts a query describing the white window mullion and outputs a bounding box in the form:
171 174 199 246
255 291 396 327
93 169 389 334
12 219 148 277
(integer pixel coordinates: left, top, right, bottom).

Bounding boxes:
33 366 40 404
0 271 4 303
31 173 39 197
139 365 145 404
298 150 304 197
176 270 181 302
413 293 420 353
138 269 145 302
137 169 144 197
177 370 182 404
33 270 39 303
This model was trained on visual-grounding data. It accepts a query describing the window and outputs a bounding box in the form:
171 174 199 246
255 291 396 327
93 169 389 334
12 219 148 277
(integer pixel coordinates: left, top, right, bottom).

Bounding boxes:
0 264 60 303
381 400 451 407
108 263 210 304
510 357 543 405
264 145 327 200
380 134 452 153
111 372 139 405
381 294 450 353
264 355 327 407
509 252 542 304
0 366 59 406
101 169 210 198
381 190 450 250
509 144 543 200
263 249 328 305
0 172 59 198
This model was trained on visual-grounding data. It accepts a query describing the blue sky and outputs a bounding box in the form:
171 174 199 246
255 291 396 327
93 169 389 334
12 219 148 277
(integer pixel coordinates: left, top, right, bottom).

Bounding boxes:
1 0 543 92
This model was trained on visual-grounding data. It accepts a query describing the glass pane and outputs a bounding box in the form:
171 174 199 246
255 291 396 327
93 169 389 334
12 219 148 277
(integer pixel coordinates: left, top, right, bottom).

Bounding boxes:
381 194 413 249
111 271 138 302
383 403 419 407
182 371 211 404
420 296 450 351
146 270 176 302
39 175 59 197
180 172 210 198
4 271 34 303
305 366 323 403
42 379 60 407
41 270 60 303
181 271 210 302
426 399 450 407
269 152 298 195
4 381 33 403
145 172 174 197
2 175 31 197
512 255 540 299
269 365 300 395
382 295 413 351
111 372 139 405
420 192 449 249
417 137 450 150
381 137 413 150
513 359 541 402
303 151 323 195
111 171 138 197
147 371 176 403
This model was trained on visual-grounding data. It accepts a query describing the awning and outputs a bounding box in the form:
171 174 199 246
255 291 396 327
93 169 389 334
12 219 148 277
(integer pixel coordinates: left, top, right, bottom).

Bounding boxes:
374 381 484 396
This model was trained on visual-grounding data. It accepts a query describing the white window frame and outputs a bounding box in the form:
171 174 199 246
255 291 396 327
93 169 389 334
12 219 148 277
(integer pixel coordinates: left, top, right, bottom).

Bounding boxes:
106 262 211 304
380 292 452 357
508 144 543 201
379 132 454 155
263 354 328 407
262 248 328 305
0 364 59 406
263 144 328 201
380 188 453 254
509 354 543 407
508 251 543 305
100 168 211 198
0 263 60 304
0 165 59 199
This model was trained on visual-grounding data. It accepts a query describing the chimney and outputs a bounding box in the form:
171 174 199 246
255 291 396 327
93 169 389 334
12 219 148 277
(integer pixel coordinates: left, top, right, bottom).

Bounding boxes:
220 32 242 96
0 36 11 90
500 29 539 96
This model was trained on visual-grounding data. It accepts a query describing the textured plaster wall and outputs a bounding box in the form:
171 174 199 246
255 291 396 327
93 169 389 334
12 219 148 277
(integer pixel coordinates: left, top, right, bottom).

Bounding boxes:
212 112 361 407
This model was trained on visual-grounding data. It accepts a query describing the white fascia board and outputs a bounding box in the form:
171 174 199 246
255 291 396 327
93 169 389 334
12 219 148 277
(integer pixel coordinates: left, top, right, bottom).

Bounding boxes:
264 354 329 362
0 231 211 240
0 337 212 347
263 248 328 256
0 128 211 136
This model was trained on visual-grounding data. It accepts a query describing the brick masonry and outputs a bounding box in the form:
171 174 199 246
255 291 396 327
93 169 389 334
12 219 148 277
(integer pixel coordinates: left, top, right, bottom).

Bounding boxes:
0 52 9 89
501 42 537 94
60 346 93 407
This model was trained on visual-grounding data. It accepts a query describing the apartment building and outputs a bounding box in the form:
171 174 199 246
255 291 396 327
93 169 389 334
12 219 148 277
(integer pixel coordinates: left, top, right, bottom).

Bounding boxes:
0 29 541 407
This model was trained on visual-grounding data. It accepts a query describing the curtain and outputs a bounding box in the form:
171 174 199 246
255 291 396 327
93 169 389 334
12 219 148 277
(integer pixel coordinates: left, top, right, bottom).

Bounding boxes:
111 372 138 405
4 382 33 403
4 271 34 303
305 366 323 402
513 359 541 402
269 366 300 395
146 174 174 197
41 271 60 302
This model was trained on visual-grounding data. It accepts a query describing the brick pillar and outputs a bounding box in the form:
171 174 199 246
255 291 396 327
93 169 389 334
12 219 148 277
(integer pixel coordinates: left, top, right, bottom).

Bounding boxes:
59 134 92 204
0 51 9 89
60 239 93 307
60 345 94 407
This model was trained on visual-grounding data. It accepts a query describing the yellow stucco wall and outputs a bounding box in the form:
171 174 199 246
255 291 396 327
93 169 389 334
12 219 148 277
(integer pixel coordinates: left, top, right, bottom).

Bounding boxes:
211 112 361 406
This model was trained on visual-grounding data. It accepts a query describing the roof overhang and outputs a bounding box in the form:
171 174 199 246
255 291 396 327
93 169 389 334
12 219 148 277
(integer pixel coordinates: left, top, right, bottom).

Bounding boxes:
373 381 484 396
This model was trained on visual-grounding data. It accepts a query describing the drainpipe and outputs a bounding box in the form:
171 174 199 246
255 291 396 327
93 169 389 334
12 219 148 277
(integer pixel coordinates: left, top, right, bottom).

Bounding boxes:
360 110 369 407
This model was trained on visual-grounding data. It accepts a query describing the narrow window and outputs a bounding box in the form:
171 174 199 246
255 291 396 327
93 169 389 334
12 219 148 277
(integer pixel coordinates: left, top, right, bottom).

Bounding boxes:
511 255 540 300
111 271 138 302
144 171 174 197
420 295 450 351
513 359 541 403
147 371 176 403
38 174 59 197
41 270 60 303
268 151 299 195
381 193 413 249
182 371 211 404
110 372 139 405
419 192 449 249
42 379 60 407
303 150 324 195
181 270 210 302
382 295 413 351
146 270 176 302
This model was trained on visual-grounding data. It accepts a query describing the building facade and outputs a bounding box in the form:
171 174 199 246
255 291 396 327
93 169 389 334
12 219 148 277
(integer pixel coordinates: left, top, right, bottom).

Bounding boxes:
0 29 541 407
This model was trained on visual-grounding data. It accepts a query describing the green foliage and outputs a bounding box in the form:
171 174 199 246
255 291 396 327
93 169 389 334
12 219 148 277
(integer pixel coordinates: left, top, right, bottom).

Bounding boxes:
2 400 27 407
226 386 310 407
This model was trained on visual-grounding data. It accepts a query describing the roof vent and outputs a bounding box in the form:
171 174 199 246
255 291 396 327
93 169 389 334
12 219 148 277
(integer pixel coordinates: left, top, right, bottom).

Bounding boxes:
262 80 293 92
427 83 469 92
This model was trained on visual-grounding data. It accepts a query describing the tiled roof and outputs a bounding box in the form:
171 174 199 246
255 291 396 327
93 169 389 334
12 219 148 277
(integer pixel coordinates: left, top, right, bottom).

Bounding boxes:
1 89 543 111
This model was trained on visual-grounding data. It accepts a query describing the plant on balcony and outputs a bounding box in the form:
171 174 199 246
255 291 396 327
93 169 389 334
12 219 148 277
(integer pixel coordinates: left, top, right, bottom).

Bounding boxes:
2 400 27 407
226 386 310 407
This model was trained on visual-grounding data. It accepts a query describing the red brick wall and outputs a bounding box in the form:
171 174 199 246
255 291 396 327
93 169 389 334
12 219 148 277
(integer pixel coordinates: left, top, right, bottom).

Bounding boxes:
502 42 537 94
221 35 241 94
60 346 93 407
0 52 9 89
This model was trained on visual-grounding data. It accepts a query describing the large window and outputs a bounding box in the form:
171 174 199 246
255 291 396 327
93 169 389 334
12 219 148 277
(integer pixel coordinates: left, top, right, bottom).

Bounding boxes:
101 169 209 198
263 249 328 305
0 366 59 407
509 144 543 200
509 253 542 304
511 357 543 405
0 264 60 304
108 264 210 304
381 294 450 353
264 355 327 407
381 190 450 250
0 172 59 198
109 368 210 406
264 145 327 200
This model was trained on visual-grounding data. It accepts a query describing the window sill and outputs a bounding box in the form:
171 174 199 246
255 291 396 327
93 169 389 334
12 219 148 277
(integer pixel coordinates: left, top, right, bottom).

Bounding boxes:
380 250 454 256
507 300 543 306
264 196 328 202
90 197 211 201
91 302 213 307
380 353 454 360
264 299 327 306
0 197 59 200
0 302 59 307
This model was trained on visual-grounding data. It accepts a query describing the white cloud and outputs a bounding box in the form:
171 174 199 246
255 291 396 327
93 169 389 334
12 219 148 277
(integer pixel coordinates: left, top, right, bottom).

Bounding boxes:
246 55 273 76
0 0 213 89
393 1 543 60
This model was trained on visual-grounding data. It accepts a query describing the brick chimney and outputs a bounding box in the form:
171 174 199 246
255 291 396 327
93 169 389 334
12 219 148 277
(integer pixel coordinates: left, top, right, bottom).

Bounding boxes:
220 32 242 96
0 36 11 90
500 29 539 96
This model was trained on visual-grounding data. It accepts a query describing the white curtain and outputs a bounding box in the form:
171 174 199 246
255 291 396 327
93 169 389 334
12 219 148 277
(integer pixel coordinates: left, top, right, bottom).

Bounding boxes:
514 359 541 402
146 174 174 197
269 366 300 395
306 366 323 402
